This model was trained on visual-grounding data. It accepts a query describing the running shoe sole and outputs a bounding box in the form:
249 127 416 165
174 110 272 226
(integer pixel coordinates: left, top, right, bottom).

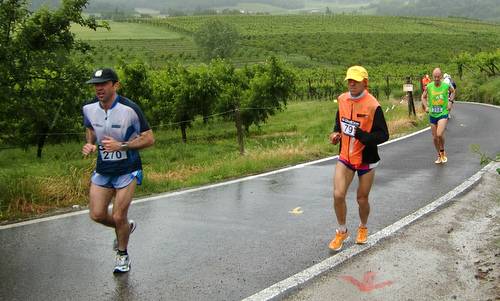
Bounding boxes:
356 237 368 244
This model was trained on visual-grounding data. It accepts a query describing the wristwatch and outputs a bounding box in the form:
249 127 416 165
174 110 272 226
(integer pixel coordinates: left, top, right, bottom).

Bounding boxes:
120 142 129 151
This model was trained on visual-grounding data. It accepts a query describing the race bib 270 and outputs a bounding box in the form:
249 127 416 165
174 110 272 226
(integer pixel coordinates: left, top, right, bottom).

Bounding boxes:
98 145 127 161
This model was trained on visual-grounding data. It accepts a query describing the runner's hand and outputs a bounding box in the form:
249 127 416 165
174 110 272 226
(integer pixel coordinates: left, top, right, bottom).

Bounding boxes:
101 136 121 152
329 132 341 145
82 143 96 156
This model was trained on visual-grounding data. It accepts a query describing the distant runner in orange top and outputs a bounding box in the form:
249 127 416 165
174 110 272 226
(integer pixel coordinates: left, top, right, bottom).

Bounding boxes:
421 74 431 91
328 66 389 252
421 74 431 110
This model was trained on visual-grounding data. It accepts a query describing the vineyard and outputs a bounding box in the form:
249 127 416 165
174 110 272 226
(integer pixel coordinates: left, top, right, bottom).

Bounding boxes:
76 15 500 78
120 14 500 35
87 38 199 66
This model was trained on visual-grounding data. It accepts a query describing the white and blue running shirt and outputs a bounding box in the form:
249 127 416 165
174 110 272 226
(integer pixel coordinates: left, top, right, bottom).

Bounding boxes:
83 95 150 176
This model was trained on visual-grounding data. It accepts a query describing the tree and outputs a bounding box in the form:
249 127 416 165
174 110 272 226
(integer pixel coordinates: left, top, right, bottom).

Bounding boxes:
212 59 249 154
190 63 220 124
148 62 222 143
149 67 175 129
0 0 105 157
475 50 499 77
454 50 500 78
170 65 199 143
119 60 153 112
241 56 296 132
194 19 239 61
213 57 296 154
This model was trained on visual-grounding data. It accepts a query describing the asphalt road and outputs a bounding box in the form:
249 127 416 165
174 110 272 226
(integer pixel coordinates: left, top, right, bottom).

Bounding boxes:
0 102 499 301
284 163 500 301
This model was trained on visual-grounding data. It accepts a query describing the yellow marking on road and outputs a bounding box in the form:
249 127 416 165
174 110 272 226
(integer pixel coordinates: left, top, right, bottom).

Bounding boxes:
289 207 303 215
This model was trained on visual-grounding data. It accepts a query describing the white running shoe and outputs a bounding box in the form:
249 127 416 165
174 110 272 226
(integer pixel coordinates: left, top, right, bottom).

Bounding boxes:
441 152 448 163
113 254 131 273
113 220 137 251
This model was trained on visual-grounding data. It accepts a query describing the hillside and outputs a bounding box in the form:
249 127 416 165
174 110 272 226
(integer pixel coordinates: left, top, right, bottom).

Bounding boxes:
73 14 500 74
368 0 500 22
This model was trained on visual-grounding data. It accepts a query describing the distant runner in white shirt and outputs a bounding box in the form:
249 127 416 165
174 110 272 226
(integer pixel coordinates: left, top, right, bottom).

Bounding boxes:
443 73 457 116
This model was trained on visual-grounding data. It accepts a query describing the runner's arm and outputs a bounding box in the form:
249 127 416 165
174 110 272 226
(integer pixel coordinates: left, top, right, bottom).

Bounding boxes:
125 129 155 150
86 128 96 144
421 89 428 111
82 128 97 155
354 107 389 146
333 110 340 132
329 110 341 144
449 86 456 102
101 129 155 152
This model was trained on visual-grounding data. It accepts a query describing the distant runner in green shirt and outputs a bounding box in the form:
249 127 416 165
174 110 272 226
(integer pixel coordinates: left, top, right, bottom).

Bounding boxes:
421 67 455 164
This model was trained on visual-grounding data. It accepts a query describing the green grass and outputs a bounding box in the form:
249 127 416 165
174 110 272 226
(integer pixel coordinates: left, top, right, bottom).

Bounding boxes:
0 99 427 222
71 21 184 40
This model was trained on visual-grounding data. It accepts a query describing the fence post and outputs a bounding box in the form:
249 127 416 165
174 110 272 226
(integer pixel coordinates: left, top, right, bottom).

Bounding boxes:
405 76 416 116
385 76 391 100
234 106 245 155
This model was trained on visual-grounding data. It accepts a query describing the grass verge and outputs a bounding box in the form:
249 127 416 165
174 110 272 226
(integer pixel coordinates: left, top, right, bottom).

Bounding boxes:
0 99 428 223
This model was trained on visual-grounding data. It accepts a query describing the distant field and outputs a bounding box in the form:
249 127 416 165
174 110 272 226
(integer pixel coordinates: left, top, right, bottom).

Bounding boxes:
296 1 370 13
213 1 369 15
75 15 500 71
138 14 500 35
214 2 288 14
71 21 184 40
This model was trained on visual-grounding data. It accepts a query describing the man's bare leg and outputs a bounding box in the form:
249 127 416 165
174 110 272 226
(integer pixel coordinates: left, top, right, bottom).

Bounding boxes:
113 180 137 251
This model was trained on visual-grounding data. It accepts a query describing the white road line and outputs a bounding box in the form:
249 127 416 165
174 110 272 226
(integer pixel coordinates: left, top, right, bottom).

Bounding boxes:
458 101 500 109
242 161 498 301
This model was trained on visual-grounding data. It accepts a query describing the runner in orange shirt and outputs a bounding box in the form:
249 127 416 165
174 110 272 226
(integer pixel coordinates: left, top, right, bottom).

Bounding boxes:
328 66 389 252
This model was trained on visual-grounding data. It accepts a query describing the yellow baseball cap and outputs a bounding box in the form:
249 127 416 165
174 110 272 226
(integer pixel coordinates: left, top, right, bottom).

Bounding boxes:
344 66 368 82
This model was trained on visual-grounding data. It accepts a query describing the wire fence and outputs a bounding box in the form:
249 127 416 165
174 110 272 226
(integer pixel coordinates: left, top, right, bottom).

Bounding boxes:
1 71 427 152
0 99 411 152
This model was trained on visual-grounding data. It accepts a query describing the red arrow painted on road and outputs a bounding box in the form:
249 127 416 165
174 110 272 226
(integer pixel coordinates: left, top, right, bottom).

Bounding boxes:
340 271 393 292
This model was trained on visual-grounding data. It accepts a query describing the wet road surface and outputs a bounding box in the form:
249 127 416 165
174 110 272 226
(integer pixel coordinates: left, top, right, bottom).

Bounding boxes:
0 102 499 301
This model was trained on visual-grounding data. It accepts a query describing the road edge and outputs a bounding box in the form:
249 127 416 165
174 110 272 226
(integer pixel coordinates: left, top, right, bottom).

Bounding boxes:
242 161 499 301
